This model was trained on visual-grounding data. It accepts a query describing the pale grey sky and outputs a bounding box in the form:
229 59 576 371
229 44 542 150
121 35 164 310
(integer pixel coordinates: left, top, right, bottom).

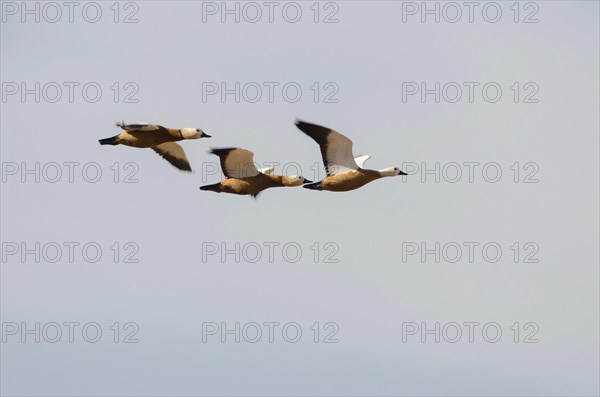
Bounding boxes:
1 1 599 396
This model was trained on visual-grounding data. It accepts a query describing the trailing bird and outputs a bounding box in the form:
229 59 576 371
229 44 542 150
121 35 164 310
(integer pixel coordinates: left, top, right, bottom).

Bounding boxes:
99 122 210 171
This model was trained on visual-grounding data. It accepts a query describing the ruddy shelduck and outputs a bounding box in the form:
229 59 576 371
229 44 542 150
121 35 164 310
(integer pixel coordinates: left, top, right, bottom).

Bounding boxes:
295 120 407 192
99 122 210 171
200 147 312 198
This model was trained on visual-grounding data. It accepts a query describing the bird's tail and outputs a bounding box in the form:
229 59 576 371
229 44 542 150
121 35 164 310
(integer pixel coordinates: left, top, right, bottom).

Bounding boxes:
98 135 119 145
303 181 324 191
200 183 221 193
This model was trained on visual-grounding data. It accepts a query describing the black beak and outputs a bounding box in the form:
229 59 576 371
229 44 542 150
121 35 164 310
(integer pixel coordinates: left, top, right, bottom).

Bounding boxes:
201 132 211 138
399 170 408 175
303 179 313 184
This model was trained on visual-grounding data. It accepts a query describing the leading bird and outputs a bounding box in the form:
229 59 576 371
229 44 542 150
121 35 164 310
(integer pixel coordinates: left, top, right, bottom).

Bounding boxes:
295 120 407 192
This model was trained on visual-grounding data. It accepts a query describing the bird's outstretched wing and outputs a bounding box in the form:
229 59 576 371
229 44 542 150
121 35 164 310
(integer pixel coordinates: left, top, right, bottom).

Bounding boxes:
152 142 192 171
295 120 359 176
117 122 168 133
354 155 371 169
210 148 260 179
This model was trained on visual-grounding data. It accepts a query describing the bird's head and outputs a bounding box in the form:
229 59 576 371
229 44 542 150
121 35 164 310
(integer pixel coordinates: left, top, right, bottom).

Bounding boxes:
379 167 408 177
181 128 211 139
282 175 313 186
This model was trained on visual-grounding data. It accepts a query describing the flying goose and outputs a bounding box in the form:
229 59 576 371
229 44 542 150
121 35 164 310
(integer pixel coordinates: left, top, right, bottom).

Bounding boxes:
200 147 312 198
295 120 407 192
99 122 211 171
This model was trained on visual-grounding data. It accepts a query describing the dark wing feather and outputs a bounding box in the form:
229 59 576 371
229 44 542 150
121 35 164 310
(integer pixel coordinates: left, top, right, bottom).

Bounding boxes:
117 122 168 133
210 148 259 178
295 120 358 176
295 120 331 174
152 142 192 171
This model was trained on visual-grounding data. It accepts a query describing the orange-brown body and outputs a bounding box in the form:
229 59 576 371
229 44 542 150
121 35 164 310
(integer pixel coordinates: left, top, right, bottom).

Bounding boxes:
114 128 183 148
202 174 295 196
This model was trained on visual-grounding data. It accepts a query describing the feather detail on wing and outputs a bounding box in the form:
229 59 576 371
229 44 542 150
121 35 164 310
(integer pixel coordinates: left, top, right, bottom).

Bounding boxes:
117 122 164 132
295 120 359 176
211 148 260 178
152 142 192 171
354 155 371 169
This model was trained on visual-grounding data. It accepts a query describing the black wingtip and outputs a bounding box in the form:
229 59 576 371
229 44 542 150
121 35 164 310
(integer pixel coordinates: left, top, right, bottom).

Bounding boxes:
200 183 221 192
303 181 324 191
99 136 118 145
209 147 237 157
294 120 329 131
295 119 314 130
294 121 331 146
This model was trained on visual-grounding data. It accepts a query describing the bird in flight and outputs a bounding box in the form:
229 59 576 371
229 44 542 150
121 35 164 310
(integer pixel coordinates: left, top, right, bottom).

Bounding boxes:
99 122 211 171
295 120 406 192
200 147 312 198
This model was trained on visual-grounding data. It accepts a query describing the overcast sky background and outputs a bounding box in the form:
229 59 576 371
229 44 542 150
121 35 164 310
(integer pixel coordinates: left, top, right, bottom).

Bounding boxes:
1 1 599 396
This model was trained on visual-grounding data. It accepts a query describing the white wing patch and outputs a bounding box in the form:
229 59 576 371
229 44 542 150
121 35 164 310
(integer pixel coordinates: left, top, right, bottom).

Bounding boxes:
223 149 260 178
258 167 274 175
152 142 191 171
354 155 371 169
324 130 359 175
